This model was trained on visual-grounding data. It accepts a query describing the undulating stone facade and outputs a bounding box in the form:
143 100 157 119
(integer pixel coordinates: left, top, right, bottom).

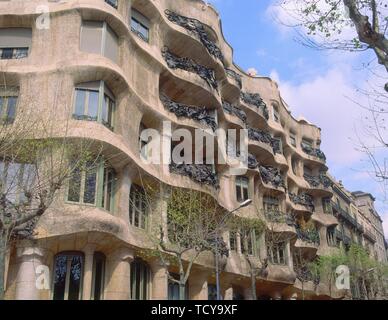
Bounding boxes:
1 0 385 300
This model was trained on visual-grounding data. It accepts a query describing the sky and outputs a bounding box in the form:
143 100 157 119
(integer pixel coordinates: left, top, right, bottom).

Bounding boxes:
206 0 388 238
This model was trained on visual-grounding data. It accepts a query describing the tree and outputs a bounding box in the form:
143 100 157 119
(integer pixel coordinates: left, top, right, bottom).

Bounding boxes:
0 85 100 300
135 183 228 300
228 216 266 300
276 0 387 89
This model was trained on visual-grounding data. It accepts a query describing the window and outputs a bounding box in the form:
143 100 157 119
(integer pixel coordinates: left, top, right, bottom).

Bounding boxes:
80 21 118 63
129 184 148 229
105 0 118 9
168 273 188 300
273 137 283 154
229 230 237 251
322 197 332 214
131 9 150 42
291 158 298 175
208 284 218 300
139 123 152 161
273 105 280 123
327 226 336 247
73 81 115 130
289 132 296 147
235 176 249 202
303 166 312 176
267 241 286 265
0 28 32 60
0 87 18 123
0 160 36 204
131 259 151 300
263 196 280 213
241 229 258 256
53 252 84 300
67 159 116 212
92 252 105 300
301 138 313 149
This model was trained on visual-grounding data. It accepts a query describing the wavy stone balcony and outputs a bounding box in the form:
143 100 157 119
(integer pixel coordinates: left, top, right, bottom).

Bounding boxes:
222 100 246 124
164 9 224 64
248 127 282 155
225 68 242 88
264 210 296 235
304 173 332 189
259 165 286 190
169 163 219 188
162 47 218 91
241 92 269 121
296 227 320 245
160 94 217 131
364 229 377 243
289 192 315 212
301 143 326 163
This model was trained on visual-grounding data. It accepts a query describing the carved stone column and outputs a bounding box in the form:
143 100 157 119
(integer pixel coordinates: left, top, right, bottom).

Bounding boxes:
104 247 134 300
82 245 95 300
14 247 46 300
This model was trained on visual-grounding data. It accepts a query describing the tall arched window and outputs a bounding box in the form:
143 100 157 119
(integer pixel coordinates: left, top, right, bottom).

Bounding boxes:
53 252 84 300
129 184 148 229
130 258 150 300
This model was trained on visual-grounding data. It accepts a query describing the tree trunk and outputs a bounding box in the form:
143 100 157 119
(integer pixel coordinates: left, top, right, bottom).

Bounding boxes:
302 282 305 301
0 235 6 300
250 269 257 300
179 269 186 300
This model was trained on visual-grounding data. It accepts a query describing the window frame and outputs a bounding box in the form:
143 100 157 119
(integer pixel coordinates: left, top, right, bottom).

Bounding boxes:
130 9 150 42
130 258 151 300
52 251 84 301
267 241 287 265
129 184 148 229
91 252 106 300
235 176 249 203
73 81 115 130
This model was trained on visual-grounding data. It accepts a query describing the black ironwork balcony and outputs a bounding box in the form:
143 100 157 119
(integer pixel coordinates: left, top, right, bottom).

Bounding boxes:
289 192 315 211
169 163 219 188
160 94 217 131
259 165 286 190
225 68 242 88
222 101 246 123
248 127 281 154
294 266 320 285
296 226 320 245
364 230 377 243
164 10 224 63
301 142 326 162
162 48 218 90
331 201 358 228
248 153 259 170
240 92 269 120
264 210 295 226
304 172 332 189
105 0 118 9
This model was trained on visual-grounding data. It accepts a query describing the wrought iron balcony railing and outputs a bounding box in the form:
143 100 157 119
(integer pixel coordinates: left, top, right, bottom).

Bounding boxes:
162 47 218 90
259 165 286 190
164 10 224 63
222 101 247 123
296 227 320 245
225 68 242 88
160 94 217 131
301 142 326 162
248 127 282 154
169 163 219 188
304 172 332 189
289 192 315 211
331 201 358 228
264 210 295 226
241 92 269 120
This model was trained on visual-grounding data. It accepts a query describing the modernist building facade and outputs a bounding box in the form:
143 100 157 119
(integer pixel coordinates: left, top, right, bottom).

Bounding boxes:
0 0 386 300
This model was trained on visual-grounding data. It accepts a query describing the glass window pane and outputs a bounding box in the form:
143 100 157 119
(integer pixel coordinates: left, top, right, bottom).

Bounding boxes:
53 255 68 300
6 96 17 120
83 167 97 204
74 89 86 116
67 168 81 202
93 254 105 300
87 90 99 120
1 48 13 59
68 255 83 300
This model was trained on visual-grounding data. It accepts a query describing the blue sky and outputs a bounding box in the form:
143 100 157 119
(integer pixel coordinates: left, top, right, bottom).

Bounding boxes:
207 0 388 237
